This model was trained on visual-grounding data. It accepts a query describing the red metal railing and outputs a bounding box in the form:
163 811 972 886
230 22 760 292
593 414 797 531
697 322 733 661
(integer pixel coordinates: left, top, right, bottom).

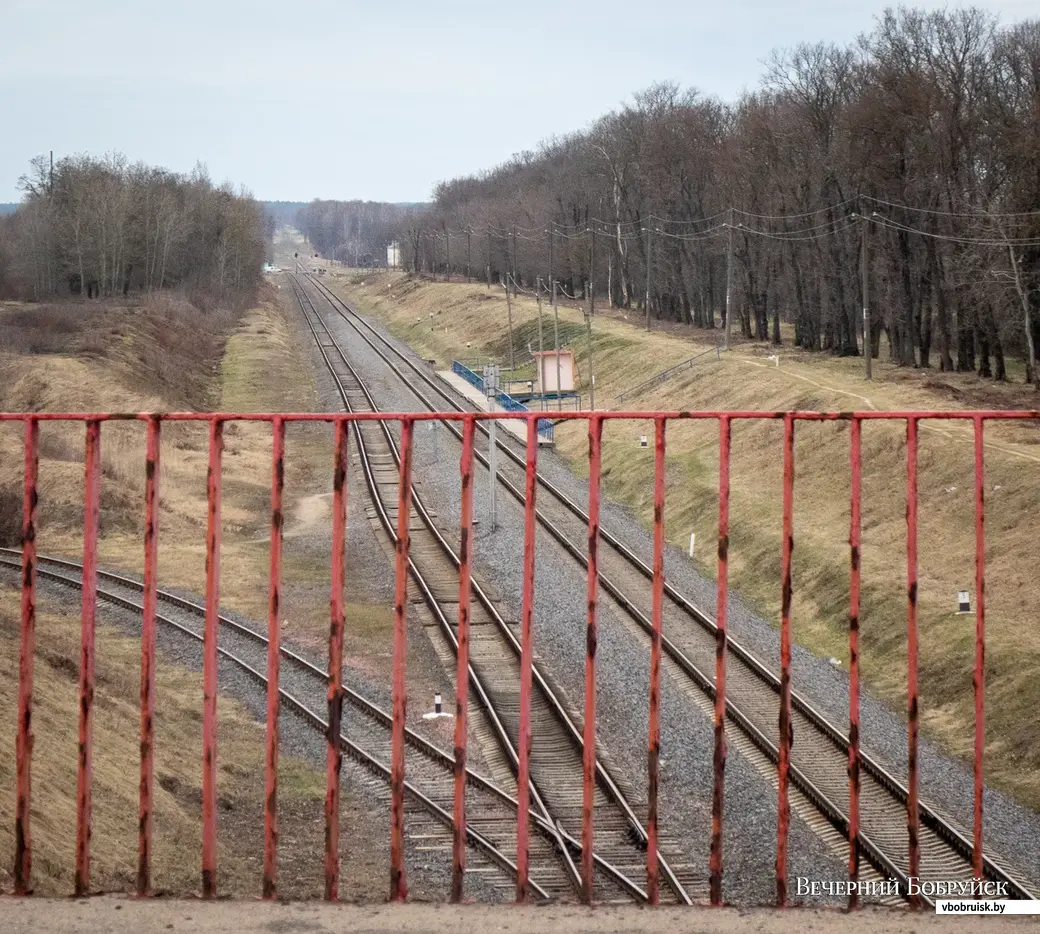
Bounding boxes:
515 419 538 901
325 419 349 900
3 409 1034 905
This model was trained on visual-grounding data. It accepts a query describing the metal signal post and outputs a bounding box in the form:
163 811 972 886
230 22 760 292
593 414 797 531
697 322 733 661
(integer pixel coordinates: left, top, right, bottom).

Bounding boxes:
483 364 501 532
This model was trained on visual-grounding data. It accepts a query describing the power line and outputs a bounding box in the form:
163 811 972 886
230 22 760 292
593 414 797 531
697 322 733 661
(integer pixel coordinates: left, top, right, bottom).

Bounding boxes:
733 198 858 221
863 195 1040 221
867 214 1040 247
408 195 1040 249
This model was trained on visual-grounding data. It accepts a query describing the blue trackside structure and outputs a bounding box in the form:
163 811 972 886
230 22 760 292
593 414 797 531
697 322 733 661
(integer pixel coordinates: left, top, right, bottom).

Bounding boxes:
452 360 555 442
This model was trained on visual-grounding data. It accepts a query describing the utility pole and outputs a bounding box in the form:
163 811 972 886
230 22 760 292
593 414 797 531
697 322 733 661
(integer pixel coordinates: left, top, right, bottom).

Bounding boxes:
861 212 872 380
467 228 472 282
588 224 595 317
536 276 545 412
512 225 517 288
586 223 596 410
341 208 348 267
548 221 554 288
725 208 734 351
445 230 451 282
486 225 492 290
553 279 562 413
506 275 516 371
585 288 595 411
644 223 653 332
49 150 54 294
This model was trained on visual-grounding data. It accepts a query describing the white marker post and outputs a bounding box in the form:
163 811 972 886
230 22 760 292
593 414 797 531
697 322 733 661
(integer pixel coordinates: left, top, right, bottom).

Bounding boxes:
689 533 696 558
957 590 971 614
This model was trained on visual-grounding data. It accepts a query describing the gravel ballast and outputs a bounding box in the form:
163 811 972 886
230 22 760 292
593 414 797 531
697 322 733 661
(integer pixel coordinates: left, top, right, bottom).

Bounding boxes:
309 277 1040 899
295 283 856 906
0 565 507 903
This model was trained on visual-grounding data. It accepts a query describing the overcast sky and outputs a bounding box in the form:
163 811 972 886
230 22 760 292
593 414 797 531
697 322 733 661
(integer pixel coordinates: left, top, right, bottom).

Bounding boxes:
1 0 1035 203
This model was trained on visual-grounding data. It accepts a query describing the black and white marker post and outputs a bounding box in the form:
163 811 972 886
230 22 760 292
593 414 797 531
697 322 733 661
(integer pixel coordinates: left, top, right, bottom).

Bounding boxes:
423 692 452 721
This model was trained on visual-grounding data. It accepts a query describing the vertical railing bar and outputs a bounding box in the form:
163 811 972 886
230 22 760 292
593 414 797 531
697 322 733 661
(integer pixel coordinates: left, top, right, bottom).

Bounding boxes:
325 419 349 900
516 415 539 902
202 417 223 899
848 417 862 910
581 414 603 904
646 416 666 905
973 415 985 881
390 417 414 903
263 416 285 899
452 415 476 902
138 416 161 896
75 419 101 898
776 413 794 907
906 416 920 908
15 415 39 896
710 414 731 907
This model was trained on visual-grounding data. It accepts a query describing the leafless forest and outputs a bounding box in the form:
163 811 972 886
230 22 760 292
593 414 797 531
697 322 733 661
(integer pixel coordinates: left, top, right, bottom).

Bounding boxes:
366 7 1039 382
0 154 268 305
295 200 418 268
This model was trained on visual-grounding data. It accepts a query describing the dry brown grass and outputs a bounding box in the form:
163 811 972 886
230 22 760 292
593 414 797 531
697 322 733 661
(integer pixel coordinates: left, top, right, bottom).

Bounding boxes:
0 283 393 652
0 289 331 622
0 287 393 896
0 294 237 413
331 269 1040 811
0 593 331 896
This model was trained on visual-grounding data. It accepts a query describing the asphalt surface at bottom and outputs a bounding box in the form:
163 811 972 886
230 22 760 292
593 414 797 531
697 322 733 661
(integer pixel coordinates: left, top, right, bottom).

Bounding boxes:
5 898 1037 934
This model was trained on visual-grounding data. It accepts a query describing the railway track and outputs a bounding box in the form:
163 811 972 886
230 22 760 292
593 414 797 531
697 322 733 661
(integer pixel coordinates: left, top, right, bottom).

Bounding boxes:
288 273 698 904
0 548 560 901
304 272 1038 904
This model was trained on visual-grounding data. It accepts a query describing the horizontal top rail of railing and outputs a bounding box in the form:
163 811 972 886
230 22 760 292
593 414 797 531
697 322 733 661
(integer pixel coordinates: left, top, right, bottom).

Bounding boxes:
614 345 722 406
4 409 1040 422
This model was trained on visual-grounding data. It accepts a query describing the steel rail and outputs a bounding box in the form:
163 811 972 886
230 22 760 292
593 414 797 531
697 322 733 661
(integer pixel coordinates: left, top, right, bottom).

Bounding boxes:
1 548 643 896
0 554 550 898
291 275 673 903
290 275 583 899
294 275 665 901
307 274 1036 903
305 277 917 896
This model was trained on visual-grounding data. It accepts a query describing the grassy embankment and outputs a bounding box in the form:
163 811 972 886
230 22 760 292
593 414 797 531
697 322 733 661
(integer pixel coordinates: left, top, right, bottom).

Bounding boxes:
0 288 385 896
330 268 1040 813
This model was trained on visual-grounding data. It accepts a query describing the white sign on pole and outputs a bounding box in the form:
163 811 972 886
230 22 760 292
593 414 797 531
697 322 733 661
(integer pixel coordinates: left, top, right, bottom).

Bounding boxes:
483 364 501 533
482 363 500 396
